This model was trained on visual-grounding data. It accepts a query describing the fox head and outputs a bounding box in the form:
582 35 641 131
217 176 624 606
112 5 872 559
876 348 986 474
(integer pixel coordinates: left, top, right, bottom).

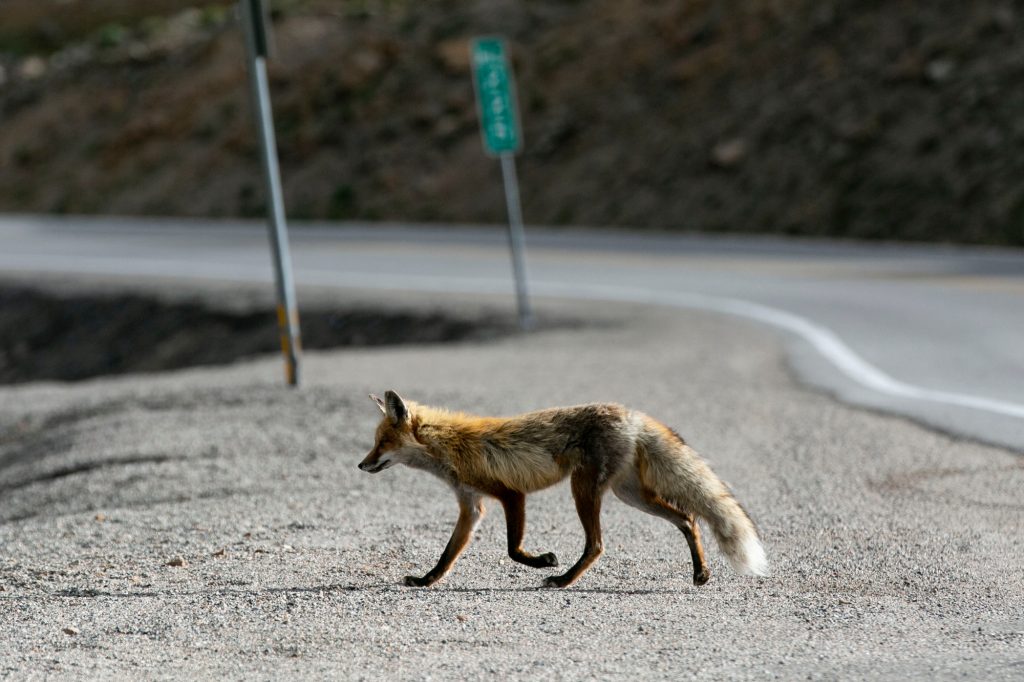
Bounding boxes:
358 390 424 474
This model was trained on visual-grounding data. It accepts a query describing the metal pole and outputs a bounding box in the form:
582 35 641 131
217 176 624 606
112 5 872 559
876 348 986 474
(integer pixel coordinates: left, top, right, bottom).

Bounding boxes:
239 0 301 386
499 152 533 330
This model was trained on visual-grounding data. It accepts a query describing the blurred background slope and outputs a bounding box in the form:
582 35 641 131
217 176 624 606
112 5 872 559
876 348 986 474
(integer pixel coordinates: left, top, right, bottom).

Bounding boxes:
1 0 1022 244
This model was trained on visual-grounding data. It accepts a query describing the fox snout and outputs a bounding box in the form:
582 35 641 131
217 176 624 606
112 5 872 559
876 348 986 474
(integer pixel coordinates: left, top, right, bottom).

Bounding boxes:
358 451 393 474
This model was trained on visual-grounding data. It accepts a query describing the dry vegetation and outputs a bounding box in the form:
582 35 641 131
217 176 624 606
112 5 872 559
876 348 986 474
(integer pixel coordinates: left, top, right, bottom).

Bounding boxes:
1 0 1023 244
0 0 229 51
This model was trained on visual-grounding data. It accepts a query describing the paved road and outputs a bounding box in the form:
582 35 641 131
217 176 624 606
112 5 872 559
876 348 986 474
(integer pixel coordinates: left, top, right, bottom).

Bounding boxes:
1 214 1023 450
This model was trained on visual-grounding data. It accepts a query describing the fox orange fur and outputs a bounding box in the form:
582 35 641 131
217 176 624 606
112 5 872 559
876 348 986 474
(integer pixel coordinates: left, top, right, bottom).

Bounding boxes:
359 391 768 588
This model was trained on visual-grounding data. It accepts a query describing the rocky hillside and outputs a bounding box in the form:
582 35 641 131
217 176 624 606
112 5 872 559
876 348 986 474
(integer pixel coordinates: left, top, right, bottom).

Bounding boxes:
2 0 1023 244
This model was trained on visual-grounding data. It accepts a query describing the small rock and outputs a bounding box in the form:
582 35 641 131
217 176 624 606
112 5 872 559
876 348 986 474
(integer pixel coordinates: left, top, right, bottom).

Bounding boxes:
341 47 387 90
94 513 107 523
18 56 47 80
436 38 472 73
925 58 955 83
212 548 226 558
63 627 79 636
435 115 461 138
166 556 188 568
456 614 468 622
710 138 748 168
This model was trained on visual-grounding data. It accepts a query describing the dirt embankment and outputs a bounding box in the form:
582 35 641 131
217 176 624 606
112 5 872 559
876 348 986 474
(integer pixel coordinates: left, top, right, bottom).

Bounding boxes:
1 0 1023 245
0 286 528 384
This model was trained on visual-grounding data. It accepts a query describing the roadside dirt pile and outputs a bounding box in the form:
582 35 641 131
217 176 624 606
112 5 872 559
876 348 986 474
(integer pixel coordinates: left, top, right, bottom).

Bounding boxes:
0 285 522 383
1 0 1022 244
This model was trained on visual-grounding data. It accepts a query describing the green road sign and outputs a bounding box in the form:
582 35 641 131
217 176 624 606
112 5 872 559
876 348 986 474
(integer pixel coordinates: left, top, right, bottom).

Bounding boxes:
471 38 522 156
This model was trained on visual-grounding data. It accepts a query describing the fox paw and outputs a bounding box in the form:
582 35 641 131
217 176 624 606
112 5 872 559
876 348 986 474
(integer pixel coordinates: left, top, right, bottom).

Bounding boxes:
693 569 711 586
541 574 570 589
403 575 431 587
537 552 559 568
511 551 560 568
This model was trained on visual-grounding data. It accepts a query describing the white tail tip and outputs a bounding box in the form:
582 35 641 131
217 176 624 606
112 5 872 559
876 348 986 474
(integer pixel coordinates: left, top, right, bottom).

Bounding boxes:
730 535 769 576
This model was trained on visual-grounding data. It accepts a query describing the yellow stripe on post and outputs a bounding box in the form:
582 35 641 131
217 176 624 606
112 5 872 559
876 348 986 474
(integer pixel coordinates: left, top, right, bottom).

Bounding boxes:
276 304 300 385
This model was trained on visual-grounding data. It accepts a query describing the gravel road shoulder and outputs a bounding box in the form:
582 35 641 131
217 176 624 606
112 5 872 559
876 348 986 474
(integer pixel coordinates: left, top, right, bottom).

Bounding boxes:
1 290 1021 679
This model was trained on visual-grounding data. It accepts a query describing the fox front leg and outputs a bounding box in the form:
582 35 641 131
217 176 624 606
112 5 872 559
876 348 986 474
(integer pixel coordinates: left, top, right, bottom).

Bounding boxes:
497 490 558 569
404 490 484 587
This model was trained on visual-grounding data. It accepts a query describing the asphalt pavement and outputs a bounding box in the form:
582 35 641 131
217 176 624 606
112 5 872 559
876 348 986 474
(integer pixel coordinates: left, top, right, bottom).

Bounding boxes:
1 215 1023 450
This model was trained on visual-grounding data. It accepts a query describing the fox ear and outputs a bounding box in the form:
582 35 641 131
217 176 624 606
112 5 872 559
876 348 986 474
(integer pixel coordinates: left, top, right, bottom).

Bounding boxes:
384 390 408 425
369 394 386 415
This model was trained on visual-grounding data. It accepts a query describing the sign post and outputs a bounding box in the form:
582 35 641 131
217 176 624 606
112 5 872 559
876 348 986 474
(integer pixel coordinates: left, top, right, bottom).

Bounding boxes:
471 37 533 330
239 0 301 386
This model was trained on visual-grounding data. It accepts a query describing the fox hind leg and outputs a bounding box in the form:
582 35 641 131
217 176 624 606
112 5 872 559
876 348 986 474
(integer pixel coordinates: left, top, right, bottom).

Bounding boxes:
498 490 559 568
542 469 607 588
612 476 711 585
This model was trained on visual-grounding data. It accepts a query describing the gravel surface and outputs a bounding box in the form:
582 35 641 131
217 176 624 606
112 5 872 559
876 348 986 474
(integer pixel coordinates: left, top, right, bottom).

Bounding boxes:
1 291 1022 680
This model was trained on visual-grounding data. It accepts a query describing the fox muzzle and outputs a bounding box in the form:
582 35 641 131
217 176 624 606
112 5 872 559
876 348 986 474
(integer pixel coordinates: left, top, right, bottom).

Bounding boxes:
358 452 394 473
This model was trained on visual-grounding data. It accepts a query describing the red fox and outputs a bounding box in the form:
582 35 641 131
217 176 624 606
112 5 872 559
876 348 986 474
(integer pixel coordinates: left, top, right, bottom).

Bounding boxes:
359 391 767 588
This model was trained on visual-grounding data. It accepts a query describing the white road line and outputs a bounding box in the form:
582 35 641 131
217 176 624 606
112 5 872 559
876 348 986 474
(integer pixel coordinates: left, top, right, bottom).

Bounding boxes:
3 253 1024 421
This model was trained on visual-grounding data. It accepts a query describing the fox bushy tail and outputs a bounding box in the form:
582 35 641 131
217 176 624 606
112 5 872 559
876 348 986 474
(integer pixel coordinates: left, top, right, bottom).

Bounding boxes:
640 440 768 576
